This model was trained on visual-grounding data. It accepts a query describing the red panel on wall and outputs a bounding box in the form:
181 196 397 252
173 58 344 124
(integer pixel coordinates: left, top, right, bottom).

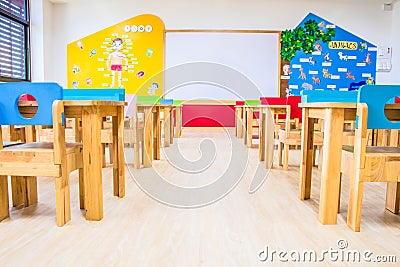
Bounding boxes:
182 105 235 127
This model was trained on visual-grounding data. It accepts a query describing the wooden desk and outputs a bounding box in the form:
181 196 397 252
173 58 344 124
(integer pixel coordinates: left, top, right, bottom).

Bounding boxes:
15 100 126 221
257 105 288 167
234 106 244 138
135 104 181 168
299 102 400 225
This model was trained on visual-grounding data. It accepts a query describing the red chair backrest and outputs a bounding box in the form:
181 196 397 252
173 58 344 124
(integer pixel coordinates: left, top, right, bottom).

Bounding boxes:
260 97 287 119
260 97 286 105
395 97 400 103
286 96 302 122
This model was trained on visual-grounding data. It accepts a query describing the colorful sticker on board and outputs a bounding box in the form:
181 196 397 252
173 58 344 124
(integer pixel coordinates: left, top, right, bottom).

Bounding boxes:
90 49 97 58
67 14 165 95
77 40 84 50
146 48 153 57
136 70 145 78
86 78 92 86
106 38 128 88
147 82 159 95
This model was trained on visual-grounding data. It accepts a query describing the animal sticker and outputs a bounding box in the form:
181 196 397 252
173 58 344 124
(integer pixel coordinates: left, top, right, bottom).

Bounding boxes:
322 68 331 78
323 52 332 62
308 56 317 66
311 75 321 85
298 67 306 80
282 64 291 75
338 51 348 61
302 82 313 90
346 71 355 80
365 53 371 65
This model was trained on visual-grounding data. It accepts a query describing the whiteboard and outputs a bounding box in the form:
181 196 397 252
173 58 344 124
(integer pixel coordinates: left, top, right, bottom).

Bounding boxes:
164 31 279 100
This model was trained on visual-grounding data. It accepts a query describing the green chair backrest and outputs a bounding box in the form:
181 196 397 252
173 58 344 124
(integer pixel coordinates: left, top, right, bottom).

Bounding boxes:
244 100 260 106
137 96 161 105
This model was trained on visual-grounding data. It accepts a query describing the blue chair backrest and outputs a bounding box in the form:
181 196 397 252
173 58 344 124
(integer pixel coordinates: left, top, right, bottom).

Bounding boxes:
63 89 125 101
160 99 174 105
0 82 62 126
358 85 400 129
301 90 358 103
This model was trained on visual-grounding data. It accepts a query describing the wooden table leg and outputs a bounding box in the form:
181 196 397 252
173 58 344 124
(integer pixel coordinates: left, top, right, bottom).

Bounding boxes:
112 106 125 197
258 108 265 161
134 107 141 169
318 108 344 224
153 107 161 160
386 130 400 213
82 106 103 221
175 106 182 138
0 175 9 221
164 107 171 147
170 107 174 144
386 182 400 214
143 107 153 168
247 108 254 147
243 108 247 145
237 107 243 139
299 108 315 200
265 108 275 169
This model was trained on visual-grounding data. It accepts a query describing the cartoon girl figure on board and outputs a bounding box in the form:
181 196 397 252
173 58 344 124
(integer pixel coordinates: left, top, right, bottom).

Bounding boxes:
106 38 128 88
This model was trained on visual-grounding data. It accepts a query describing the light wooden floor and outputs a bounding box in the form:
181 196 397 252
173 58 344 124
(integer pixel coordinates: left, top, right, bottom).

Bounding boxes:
0 128 399 266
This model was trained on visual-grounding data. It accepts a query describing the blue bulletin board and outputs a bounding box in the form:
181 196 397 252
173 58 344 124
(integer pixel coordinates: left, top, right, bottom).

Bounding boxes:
285 13 377 96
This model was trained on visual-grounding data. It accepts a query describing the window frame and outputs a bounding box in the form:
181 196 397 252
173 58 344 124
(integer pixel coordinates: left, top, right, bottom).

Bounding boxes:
0 0 31 82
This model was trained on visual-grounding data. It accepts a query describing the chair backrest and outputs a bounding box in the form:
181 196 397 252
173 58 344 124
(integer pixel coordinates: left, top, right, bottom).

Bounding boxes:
0 82 62 126
137 96 161 105
260 97 286 105
357 85 400 129
173 100 183 106
160 99 174 105
244 100 260 106
286 96 302 121
63 89 125 101
349 81 366 91
235 101 245 106
301 90 358 103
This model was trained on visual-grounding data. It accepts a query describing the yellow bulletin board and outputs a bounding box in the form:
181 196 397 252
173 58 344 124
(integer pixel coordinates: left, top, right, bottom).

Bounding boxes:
67 14 164 96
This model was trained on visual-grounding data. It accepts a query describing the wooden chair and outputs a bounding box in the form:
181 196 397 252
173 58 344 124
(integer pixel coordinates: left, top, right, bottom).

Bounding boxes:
260 97 287 139
278 105 324 170
0 82 83 226
341 84 400 231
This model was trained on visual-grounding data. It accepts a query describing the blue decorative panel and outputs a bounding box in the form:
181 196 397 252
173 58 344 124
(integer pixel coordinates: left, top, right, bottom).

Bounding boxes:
286 13 377 96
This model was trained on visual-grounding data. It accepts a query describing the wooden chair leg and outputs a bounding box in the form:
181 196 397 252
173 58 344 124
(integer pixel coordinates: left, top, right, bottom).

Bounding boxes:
109 143 114 164
338 173 342 213
102 144 106 167
347 174 363 232
11 176 37 207
0 175 9 221
312 146 317 167
55 174 71 227
283 143 289 171
318 146 323 170
278 141 283 166
385 182 400 214
79 168 85 209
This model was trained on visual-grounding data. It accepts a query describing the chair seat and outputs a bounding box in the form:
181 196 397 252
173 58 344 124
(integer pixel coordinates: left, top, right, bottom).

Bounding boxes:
2 141 23 147
2 141 81 153
342 145 400 154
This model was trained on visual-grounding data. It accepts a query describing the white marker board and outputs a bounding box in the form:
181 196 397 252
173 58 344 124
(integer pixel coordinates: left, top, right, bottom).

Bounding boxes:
165 31 280 100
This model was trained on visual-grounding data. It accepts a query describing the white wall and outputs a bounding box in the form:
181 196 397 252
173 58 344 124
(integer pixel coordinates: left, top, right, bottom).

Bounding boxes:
30 0 44 81
390 1 400 83
31 0 395 86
